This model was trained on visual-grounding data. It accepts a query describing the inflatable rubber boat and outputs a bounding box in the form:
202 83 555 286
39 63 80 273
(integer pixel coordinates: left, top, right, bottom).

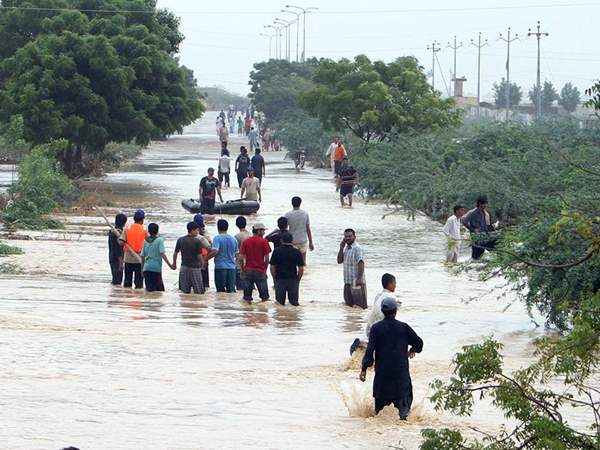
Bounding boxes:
181 198 260 215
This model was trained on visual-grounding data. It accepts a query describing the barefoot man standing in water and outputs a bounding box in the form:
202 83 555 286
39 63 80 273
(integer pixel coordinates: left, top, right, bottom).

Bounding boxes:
360 297 423 420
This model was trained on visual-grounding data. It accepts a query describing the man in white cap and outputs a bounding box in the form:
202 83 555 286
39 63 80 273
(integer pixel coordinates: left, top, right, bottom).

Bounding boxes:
238 222 271 302
360 297 423 420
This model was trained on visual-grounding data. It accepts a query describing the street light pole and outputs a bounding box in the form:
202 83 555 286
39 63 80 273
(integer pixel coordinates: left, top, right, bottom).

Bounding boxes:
499 27 519 121
285 5 318 62
259 33 274 60
275 18 294 61
528 21 549 119
470 32 488 116
282 9 301 62
264 25 281 59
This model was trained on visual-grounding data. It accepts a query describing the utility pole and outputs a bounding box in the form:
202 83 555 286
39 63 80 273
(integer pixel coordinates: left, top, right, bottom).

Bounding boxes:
447 36 463 96
528 21 549 119
259 33 274 60
470 32 488 116
499 27 519 121
427 41 441 91
282 8 301 62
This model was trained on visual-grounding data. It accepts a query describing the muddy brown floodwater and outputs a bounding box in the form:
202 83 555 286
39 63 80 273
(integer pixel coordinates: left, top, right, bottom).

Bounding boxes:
1 114 542 449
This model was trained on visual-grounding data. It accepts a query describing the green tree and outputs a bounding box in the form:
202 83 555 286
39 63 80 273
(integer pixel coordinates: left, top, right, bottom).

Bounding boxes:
0 0 204 176
492 78 522 108
528 80 558 114
300 55 460 142
199 86 249 111
558 82 581 113
248 58 319 124
416 118 600 448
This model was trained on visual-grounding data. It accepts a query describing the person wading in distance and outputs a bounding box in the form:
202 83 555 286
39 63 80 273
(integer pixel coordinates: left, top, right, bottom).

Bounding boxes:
337 228 367 309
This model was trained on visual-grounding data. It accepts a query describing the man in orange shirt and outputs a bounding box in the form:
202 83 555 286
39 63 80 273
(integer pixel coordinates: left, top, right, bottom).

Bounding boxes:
119 209 147 289
333 141 347 176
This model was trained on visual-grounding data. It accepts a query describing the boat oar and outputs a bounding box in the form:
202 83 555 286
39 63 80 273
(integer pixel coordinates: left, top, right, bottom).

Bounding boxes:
95 206 143 264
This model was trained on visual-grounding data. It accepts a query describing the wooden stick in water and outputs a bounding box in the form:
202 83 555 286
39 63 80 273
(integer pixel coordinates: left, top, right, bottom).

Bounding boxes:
95 206 143 264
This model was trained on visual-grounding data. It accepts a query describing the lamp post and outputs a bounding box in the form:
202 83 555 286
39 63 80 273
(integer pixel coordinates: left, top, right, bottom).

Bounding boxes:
470 32 488 116
274 18 294 61
284 5 318 62
259 32 274 60
281 8 301 62
264 24 283 59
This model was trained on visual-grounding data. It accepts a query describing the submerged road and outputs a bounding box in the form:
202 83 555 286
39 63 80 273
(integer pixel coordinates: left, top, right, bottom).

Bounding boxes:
0 114 539 449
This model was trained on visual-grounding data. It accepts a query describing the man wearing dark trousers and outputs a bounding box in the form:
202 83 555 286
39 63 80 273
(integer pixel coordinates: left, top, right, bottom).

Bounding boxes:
269 232 304 306
239 222 271 302
360 298 423 420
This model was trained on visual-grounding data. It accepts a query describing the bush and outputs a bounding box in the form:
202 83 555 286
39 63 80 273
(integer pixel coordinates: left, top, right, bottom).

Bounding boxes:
0 242 23 256
2 140 74 229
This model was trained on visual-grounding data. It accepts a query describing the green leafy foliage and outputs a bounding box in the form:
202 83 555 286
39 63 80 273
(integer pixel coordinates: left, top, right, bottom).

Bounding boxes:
0 262 23 274
0 242 23 256
492 78 523 108
199 86 249 110
558 82 581 113
0 0 204 176
2 140 73 229
300 55 461 142
248 58 320 125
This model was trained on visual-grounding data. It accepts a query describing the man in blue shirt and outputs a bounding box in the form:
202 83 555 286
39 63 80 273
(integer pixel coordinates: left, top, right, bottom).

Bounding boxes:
212 219 239 293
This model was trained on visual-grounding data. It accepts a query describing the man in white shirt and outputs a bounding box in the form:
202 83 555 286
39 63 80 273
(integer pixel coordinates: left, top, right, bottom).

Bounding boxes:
442 205 465 263
325 137 339 174
349 273 400 355
240 168 261 202
284 196 314 263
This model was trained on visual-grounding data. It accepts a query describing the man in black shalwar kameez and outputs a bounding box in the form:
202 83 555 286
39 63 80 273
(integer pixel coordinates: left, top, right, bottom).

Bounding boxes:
360 297 423 420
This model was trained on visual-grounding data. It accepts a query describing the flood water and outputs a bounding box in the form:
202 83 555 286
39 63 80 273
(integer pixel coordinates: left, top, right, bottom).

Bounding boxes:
1 114 541 449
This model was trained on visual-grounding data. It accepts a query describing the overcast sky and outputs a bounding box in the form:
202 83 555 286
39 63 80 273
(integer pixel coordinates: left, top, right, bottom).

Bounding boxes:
158 0 599 101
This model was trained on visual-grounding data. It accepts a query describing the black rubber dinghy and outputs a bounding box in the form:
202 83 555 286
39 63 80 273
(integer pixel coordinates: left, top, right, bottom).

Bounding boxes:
181 198 260 215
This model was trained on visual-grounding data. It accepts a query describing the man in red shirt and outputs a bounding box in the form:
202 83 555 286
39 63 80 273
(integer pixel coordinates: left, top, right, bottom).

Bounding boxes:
239 222 271 302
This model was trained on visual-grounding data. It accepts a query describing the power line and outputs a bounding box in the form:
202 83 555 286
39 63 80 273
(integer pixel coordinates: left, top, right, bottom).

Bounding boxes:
1 2 598 15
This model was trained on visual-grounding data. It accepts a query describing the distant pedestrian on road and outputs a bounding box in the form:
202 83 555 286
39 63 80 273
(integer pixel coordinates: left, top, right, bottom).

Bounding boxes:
237 115 244 136
337 228 367 309
239 222 271 302
251 148 265 184
284 196 315 263
248 126 258 150
218 147 231 188
270 232 305 306
360 297 423 420
333 140 347 176
119 209 147 289
442 205 465 263
326 137 339 174
212 219 238 293
173 221 206 294
108 213 127 285
337 157 359 207
462 196 497 260
240 168 262 202
141 222 175 292
266 216 288 249
235 146 251 188
234 216 251 291
218 123 229 146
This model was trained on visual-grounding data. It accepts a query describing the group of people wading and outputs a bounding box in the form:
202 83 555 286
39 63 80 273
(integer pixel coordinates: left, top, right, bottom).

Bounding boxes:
105 124 501 423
